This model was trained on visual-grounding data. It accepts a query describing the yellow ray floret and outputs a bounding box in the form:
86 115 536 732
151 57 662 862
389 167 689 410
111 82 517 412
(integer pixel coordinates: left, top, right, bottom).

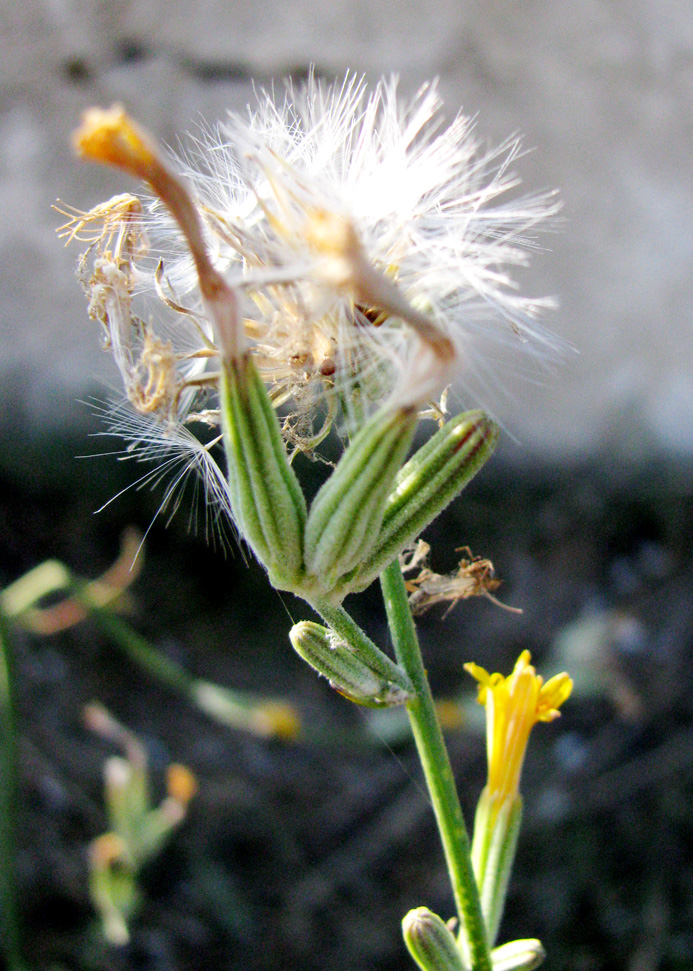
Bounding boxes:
465 650 572 805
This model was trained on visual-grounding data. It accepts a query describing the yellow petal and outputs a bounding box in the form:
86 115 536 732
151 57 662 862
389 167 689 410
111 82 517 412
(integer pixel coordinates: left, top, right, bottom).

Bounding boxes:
537 672 573 721
464 661 492 687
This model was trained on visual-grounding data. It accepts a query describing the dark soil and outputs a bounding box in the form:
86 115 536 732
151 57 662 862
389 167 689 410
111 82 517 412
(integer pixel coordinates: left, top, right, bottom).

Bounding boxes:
2 429 692 971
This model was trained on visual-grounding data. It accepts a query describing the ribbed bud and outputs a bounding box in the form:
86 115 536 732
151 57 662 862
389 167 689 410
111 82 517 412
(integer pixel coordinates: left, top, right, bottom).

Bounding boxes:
304 406 417 592
103 756 148 848
220 354 307 591
472 789 523 946
402 907 466 971
347 411 498 595
88 833 138 946
290 620 412 707
491 940 545 971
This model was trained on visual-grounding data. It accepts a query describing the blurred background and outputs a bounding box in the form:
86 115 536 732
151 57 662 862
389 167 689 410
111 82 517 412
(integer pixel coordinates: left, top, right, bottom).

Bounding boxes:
1 1 692 969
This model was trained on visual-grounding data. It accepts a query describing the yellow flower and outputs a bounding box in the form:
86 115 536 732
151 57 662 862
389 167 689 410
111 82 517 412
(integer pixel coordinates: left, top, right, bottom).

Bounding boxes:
464 650 572 806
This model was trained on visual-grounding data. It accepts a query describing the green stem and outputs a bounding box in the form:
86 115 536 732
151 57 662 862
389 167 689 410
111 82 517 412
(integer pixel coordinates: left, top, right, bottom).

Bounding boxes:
380 561 491 971
0 607 27 971
68 584 299 740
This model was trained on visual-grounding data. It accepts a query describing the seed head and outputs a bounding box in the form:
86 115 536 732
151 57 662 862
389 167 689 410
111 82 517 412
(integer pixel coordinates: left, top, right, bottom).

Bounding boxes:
66 72 561 537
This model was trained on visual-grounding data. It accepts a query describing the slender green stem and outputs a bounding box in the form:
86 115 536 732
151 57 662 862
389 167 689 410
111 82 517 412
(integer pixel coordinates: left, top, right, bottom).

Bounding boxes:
68 583 300 740
380 560 491 971
0 607 27 971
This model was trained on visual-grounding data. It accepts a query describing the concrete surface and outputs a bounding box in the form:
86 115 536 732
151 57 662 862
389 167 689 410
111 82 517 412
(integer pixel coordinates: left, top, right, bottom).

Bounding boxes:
2 0 692 467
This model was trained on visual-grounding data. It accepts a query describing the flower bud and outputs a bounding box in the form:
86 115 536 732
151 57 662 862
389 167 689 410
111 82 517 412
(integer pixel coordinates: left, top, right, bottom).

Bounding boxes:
491 940 545 971
473 790 523 946
402 907 466 971
290 620 412 706
88 832 139 946
220 353 307 590
304 406 417 593
103 756 148 848
348 411 498 594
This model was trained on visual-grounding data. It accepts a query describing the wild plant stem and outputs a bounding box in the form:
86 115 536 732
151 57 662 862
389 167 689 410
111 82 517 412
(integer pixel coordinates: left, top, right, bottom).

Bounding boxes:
67 583 298 739
0 607 27 971
380 560 491 971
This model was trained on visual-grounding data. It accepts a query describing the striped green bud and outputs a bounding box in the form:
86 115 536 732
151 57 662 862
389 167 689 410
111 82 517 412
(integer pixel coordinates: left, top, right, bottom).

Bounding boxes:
219 354 307 591
289 620 412 707
346 411 498 595
88 832 139 946
472 789 523 946
103 756 149 850
303 405 417 593
402 907 466 971
491 940 545 971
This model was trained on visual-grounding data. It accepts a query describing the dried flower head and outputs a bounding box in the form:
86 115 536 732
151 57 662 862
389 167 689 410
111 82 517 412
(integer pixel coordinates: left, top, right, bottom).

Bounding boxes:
154 74 561 418
67 72 561 534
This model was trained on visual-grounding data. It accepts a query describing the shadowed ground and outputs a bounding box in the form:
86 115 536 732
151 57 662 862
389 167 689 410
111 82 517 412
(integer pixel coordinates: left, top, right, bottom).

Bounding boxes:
2 437 691 971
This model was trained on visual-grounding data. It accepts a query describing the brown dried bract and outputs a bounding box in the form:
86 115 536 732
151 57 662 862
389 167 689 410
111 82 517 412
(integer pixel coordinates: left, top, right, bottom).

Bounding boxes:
55 193 147 263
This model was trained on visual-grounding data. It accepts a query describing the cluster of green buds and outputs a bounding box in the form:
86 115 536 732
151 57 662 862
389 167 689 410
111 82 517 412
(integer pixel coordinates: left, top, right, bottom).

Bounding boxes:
220 360 498 598
84 703 197 946
218 353 496 603
216 349 498 712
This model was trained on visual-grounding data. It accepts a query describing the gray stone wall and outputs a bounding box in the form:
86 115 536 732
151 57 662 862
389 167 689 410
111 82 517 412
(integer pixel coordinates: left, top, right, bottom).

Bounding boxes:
3 0 692 466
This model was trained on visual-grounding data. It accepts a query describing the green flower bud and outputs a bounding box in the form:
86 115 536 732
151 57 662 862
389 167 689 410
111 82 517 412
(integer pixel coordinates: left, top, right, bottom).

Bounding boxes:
472 789 523 946
103 756 149 849
402 907 466 971
290 620 412 706
491 940 545 971
347 411 498 595
88 833 139 946
219 354 307 591
304 405 417 593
